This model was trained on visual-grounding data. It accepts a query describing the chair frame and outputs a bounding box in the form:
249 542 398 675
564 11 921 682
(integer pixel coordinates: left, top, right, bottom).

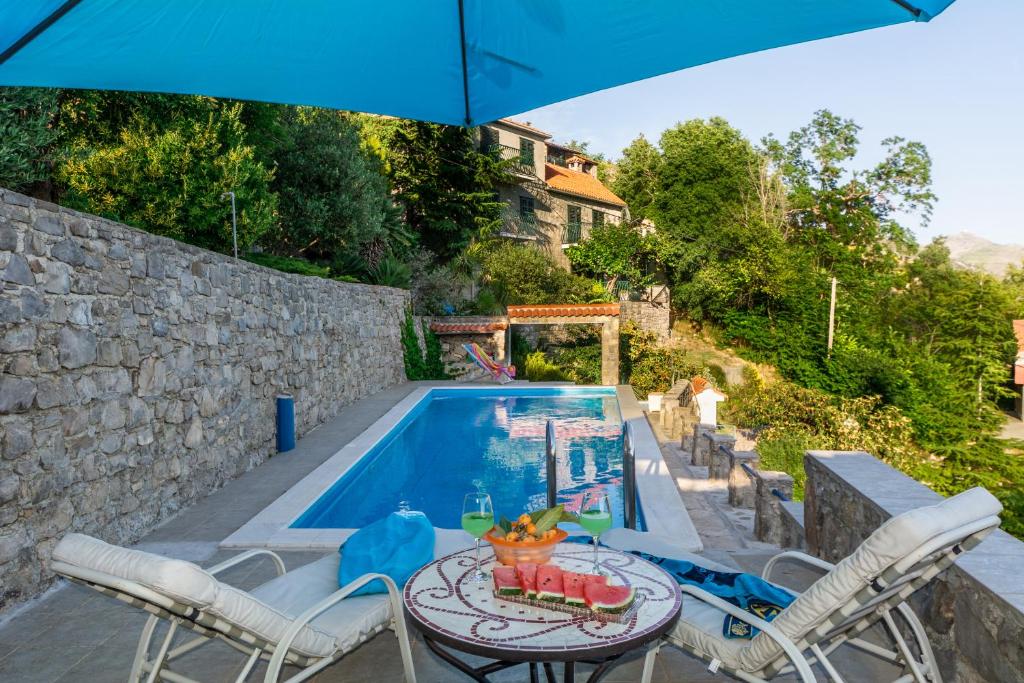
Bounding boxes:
50 549 417 683
641 513 1000 683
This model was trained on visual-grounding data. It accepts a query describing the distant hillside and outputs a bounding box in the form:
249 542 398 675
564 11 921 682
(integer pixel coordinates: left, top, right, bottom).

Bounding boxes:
940 232 1024 277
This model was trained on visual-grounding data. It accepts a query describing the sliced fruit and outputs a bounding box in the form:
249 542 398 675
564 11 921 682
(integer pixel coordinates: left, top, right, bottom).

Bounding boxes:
493 567 523 596
562 571 587 606
536 564 565 603
516 562 538 599
583 573 609 587
584 583 636 614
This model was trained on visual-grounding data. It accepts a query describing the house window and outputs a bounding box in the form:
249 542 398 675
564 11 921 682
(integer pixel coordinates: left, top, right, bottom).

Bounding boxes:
519 137 534 166
480 126 497 152
519 196 535 224
567 205 581 227
592 209 604 227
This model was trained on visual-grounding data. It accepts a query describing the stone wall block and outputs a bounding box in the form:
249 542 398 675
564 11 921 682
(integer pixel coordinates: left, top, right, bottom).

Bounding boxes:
707 433 737 480
727 450 759 508
753 469 795 545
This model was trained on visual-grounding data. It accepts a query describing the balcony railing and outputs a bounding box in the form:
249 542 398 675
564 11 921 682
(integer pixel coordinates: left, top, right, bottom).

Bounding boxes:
490 144 537 177
500 209 539 240
562 220 592 246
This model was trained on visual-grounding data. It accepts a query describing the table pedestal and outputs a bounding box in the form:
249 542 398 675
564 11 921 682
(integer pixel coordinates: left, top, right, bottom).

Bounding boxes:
422 634 623 683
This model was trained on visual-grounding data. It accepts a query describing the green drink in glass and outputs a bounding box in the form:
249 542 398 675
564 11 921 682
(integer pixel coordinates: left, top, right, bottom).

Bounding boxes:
579 509 612 536
462 493 494 582
461 511 495 538
580 491 612 574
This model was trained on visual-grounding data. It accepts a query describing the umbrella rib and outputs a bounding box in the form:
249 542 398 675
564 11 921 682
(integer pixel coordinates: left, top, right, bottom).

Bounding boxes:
0 0 85 67
457 0 472 126
889 0 924 19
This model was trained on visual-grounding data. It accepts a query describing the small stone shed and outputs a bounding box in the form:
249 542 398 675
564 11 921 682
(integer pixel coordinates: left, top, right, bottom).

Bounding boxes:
427 317 508 380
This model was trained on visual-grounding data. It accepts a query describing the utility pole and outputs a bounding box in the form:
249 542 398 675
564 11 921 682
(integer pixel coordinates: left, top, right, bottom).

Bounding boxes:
827 276 837 358
221 191 238 259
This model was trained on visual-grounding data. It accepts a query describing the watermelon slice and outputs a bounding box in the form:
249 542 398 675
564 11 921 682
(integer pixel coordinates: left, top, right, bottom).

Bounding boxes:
562 572 587 606
584 582 636 614
583 573 609 587
493 567 523 597
515 563 538 599
536 564 565 603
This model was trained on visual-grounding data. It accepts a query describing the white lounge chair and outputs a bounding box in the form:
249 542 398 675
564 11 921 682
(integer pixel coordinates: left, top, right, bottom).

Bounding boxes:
639 486 1003 683
49 533 417 683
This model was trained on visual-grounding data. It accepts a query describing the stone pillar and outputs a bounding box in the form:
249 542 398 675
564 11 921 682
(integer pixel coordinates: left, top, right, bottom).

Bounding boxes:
707 433 737 481
691 424 716 466
600 316 620 386
754 470 795 545
727 450 760 508
493 327 507 363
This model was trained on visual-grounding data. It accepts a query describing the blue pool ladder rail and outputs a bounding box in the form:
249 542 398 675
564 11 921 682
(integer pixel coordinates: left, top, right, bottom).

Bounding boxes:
544 417 638 530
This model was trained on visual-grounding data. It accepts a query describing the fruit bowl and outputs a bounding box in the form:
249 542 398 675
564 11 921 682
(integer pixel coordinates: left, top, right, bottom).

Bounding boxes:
485 528 568 566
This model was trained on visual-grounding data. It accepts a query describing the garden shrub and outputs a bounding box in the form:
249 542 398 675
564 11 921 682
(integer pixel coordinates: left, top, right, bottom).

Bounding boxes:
243 253 331 278
401 311 427 380
523 351 569 382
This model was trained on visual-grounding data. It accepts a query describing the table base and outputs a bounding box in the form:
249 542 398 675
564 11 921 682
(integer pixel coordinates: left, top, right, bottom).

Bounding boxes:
422 635 621 683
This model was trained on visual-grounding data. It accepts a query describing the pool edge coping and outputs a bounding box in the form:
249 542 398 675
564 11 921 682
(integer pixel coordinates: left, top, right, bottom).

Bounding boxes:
221 384 701 552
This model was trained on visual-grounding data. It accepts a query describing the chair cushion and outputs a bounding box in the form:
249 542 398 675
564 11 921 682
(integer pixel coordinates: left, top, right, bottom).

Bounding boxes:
52 533 218 608
249 554 392 657
51 535 376 659
665 594 747 669
739 486 1002 672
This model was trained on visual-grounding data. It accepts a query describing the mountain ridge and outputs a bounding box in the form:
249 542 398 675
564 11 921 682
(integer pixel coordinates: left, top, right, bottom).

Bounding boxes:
935 231 1024 277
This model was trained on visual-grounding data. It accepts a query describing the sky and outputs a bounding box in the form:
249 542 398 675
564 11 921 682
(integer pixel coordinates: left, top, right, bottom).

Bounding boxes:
516 0 1023 247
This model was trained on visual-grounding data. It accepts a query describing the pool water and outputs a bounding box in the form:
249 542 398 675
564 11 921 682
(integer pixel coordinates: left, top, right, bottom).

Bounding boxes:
291 387 632 530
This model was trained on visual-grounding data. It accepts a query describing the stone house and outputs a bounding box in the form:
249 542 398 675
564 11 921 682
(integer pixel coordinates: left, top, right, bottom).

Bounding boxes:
478 118 627 270
1014 319 1024 419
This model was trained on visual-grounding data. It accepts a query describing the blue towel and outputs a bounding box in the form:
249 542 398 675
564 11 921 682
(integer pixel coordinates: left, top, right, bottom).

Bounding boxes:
339 511 435 596
567 536 794 638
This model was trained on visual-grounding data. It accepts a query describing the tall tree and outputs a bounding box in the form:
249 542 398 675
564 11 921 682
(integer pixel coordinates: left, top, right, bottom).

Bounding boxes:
56 93 277 254
360 118 505 262
263 108 404 263
611 134 660 222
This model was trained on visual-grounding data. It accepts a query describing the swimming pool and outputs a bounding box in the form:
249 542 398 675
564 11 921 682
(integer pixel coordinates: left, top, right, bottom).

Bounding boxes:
291 387 637 529
225 384 700 553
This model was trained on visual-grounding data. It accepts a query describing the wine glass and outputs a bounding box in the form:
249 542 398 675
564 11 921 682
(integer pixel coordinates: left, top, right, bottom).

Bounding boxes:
462 492 494 582
579 490 612 575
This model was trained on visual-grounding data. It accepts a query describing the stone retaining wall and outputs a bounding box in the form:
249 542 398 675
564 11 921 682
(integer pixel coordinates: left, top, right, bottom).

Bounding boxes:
0 188 409 613
805 451 1024 682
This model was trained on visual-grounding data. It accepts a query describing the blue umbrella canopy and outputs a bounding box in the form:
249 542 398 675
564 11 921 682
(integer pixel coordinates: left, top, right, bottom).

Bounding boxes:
0 1 955 126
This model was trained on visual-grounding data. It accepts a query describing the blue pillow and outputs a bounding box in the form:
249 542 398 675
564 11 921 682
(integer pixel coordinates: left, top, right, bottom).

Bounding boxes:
338 511 435 596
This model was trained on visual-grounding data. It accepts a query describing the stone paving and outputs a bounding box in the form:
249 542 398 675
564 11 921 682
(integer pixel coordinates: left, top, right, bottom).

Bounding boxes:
0 384 899 682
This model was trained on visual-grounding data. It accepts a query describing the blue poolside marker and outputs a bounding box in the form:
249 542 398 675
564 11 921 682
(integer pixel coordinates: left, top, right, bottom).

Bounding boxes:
276 394 295 453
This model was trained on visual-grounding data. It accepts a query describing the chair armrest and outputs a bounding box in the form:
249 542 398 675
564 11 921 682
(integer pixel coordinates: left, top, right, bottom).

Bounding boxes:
761 550 835 583
676 584 816 683
264 573 407 682
207 549 287 578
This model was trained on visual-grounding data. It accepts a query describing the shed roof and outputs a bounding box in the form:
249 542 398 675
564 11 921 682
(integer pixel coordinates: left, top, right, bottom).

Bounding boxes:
430 321 508 335
507 303 620 318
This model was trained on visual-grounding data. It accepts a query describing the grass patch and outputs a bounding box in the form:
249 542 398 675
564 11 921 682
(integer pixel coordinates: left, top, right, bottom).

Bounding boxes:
755 433 814 500
244 253 331 278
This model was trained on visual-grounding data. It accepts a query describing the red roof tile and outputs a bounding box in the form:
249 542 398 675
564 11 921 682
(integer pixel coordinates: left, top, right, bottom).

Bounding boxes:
507 303 620 318
544 163 626 207
430 322 508 334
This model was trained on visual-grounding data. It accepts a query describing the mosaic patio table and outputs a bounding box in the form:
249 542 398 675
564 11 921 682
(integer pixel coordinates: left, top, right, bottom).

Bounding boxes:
403 542 682 683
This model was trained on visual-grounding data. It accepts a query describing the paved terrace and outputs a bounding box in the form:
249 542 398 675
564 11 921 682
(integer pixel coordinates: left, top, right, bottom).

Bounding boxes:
0 382 897 682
